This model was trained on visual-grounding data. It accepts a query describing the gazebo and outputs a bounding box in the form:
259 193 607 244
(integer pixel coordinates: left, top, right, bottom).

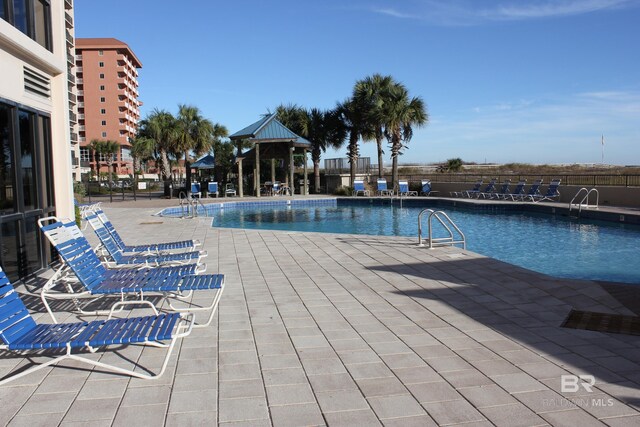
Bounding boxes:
229 114 311 197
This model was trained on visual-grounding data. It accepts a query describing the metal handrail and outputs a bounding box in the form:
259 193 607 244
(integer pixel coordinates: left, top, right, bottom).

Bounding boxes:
569 188 599 216
417 209 466 249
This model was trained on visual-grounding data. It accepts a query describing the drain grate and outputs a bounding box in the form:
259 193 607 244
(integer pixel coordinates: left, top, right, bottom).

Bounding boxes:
562 309 640 336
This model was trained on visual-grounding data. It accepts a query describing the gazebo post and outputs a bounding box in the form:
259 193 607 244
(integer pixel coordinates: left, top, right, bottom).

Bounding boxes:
303 149 308 195
238 159 243 198
289 146 294 196
255 143 260 197
271 159 276 184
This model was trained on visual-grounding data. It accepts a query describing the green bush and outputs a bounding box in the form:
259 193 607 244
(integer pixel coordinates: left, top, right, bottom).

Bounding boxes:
333 186 351 196
74 204 81 227
73 181 86 198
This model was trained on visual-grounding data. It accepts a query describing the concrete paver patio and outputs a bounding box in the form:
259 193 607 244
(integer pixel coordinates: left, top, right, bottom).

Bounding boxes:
2 201 640 426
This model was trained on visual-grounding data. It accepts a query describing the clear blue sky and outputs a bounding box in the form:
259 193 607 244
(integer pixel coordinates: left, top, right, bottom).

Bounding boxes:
75 0 640 166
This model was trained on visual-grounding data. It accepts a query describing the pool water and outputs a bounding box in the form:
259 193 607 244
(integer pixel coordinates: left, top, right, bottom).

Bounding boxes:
211 201 640 284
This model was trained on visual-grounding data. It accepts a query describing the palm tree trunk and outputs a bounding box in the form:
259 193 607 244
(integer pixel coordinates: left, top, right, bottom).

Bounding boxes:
390 133 401 189
376 136 384 178
313 161 320 193
185 150 192 195
348 132 359 187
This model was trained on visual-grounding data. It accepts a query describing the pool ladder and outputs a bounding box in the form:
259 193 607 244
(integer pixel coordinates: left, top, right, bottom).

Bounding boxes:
417 209 466 249
179 192 207 218
569 188 599 217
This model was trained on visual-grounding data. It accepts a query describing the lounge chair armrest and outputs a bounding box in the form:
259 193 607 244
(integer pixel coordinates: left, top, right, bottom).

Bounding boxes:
196 263 207 274
107 300 159 319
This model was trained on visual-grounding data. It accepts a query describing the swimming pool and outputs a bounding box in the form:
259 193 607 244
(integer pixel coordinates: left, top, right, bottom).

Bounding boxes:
164 199 640 284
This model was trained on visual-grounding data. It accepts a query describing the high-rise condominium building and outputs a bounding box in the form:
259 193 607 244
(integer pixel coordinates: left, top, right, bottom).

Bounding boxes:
75 38 141 178
0 0 76 282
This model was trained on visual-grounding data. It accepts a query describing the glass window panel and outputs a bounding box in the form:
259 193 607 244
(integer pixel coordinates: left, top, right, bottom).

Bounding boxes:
37 115 53 208
34 0 48 49
1 221 20 282
18 110 36 211
0 104 15 214
1 0 6 21
23 216 40 276
12 0 28 34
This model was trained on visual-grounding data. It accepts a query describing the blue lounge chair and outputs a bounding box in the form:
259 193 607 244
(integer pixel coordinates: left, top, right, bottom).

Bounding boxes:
398 180 417 196
529 179 561 202
0 268 194 385
94 209 199 254
450 180 482 197
190 182 201 198
468 178 496 198
272 181 281 195
38 218 224 327
514 179 543 201
85 213 206 268
420 180 438 196
480 179 510 199
377 178 393 196
501 179 526 200
207 181 218 198
353 180 369 196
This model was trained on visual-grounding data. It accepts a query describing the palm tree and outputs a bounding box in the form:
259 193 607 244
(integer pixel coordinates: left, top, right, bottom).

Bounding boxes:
336 99 368 187
354 74 395 178
129 136 155 178
138 109 177 184
90 139 119 184
381 83 428 188
175 105 227 195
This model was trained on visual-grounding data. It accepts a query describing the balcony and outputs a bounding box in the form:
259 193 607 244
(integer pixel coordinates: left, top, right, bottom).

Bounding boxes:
65 11 73 28
65 0 73 10
69 112 77 123
68 93 76 103
77 90 84 96
76 66 83 73
70 132 78 142
67 73 75 84
66 31 73 45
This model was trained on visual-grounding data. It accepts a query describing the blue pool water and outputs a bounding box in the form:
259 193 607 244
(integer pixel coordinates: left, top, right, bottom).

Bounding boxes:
202 199 640 284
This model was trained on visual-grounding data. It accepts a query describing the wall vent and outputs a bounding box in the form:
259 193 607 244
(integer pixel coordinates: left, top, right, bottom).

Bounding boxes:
24 67 51 98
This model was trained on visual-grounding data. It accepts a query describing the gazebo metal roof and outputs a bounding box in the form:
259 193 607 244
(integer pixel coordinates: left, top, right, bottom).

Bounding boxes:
229 113 311 147
191 154 215 169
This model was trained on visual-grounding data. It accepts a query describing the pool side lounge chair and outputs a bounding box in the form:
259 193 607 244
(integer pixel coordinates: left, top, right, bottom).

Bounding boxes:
501 179 526 200
0 268 194 385
514 179 543 201
480 179 510 199
450 180 482 197
207 182 219 198
398 180 418 196
377 178 393 196
225 183 237 197
420 180 439 196
529 179 561 202
468 178 496 198
85 213 207 268
93 209 200 254
190 182 201 198
353 180 369 196
38 218 224 327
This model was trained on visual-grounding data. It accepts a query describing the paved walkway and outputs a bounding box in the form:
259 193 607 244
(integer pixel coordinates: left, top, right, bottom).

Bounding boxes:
2 202 640 426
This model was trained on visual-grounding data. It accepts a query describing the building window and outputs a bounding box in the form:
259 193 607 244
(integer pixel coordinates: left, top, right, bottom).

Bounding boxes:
100 108 106 114
100 97 105 103
0 99 55 281
100 85 105 91
80 147 90 162
0 0 52 51
99 73 104 79
99 62 104 67
101 120 106 126
98 50 103 56
101 132 107 138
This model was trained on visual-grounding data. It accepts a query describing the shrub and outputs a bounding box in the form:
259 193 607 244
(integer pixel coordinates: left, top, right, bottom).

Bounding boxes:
333 186 351 196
